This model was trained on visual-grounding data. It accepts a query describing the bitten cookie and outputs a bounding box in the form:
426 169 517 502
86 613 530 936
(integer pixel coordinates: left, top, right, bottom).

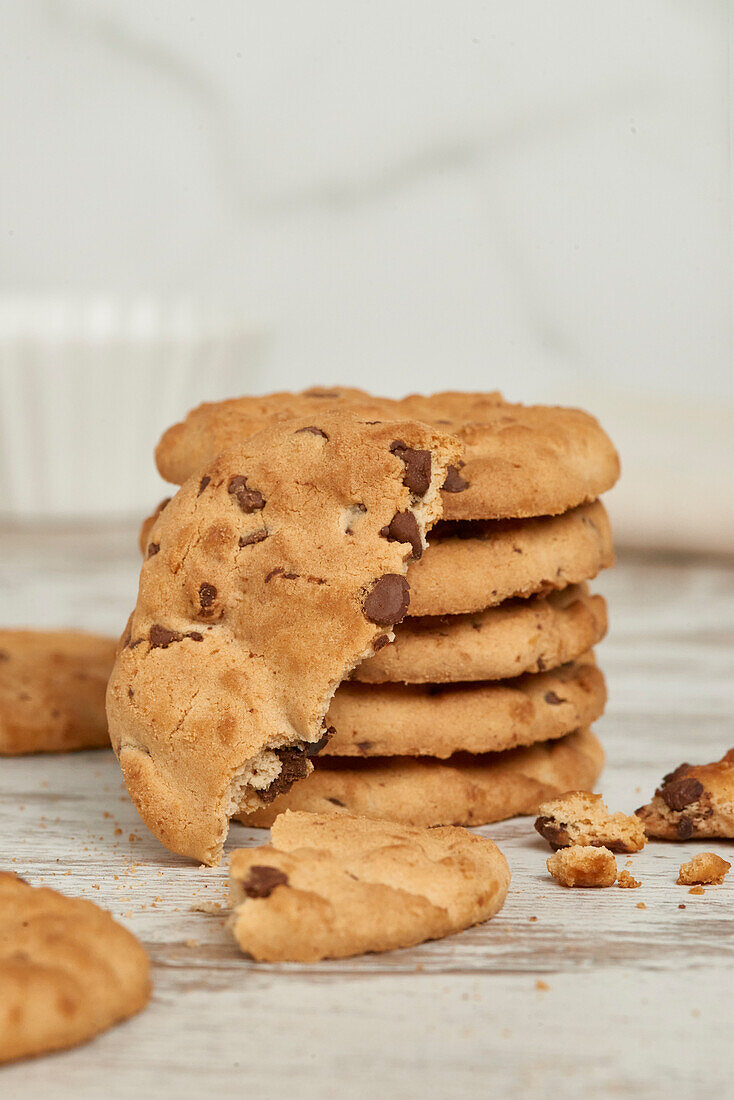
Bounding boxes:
0 630 116 755
107 412 460 864
325 655 606 757
636 750 734 840
354 584 607 684
0 873 150 1064
240 728 605 829
155 387 620 522
228 810 510 961
535 791 646 853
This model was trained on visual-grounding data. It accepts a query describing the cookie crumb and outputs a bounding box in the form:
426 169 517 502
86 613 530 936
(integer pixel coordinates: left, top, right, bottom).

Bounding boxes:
546 845 616 887
617 869 641 889
678 904 686 910
636 902 646 910
689 886 705 896
535 980 550 992
535 791 646 853
528 915 538 922
677 852 731 886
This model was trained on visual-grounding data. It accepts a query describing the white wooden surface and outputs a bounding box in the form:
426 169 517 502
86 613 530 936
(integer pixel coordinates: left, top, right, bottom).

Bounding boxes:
1 524 733 1099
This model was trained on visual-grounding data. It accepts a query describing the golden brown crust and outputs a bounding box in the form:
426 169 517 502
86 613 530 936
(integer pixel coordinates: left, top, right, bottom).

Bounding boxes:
155 387 620 522
677 852 731 886
228 811 510 962
107 412 460 864
0 630 115 755
325 655 605 757
354 584 607 684
240 728 605 829
0 873 150 1064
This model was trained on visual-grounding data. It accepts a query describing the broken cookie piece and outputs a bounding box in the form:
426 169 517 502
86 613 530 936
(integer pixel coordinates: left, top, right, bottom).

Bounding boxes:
535 790 646 853
636 749 734 840
228 810 510 961
617 869 641 889
546 844 617 887
677 852 731 886
106 412 460 864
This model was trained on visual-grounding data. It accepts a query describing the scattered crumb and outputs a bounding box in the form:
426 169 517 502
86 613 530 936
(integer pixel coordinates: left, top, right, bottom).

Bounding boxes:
547 845 617 888
535 980 550 992
528 915 538 922
535 791 646 853
677 852 731 886
636 902 646 910
678 904 686 910
114 828 122 836
617 869 641 889
689 886 705 896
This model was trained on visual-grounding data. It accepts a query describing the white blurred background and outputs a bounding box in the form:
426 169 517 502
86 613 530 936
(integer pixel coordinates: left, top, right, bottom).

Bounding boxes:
0 0 732 549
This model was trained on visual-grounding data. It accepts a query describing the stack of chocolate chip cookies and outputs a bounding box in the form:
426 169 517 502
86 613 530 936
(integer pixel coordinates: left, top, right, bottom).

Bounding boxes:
150 388 619 831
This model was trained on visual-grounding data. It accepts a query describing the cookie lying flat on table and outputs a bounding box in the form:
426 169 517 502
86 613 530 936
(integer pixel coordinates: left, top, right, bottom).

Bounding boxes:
535 791 646 853
107 412 460 864
635 749 734 840
141 498 614 620
325 655 606 758
229 810 510 962
0 630 115 754
353 584 607 684
241 728 604 829
155 387 620 522
0 873 150 1064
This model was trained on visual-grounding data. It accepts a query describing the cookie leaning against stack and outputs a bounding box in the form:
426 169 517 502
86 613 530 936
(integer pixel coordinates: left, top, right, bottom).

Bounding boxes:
150 387 618 829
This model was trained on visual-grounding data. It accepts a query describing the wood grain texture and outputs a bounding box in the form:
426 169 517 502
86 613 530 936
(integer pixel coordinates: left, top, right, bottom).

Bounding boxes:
0 524 733 1098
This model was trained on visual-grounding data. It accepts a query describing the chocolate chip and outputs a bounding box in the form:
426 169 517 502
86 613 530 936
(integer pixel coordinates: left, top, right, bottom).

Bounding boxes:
265 567 284 583
544 691 565 705
199 582 217 610
380 510 423 559
258 748 311 803
677 816 694 839
296 426 329 439
242 865 289 899
149 625 181 649
305 388 341 398
186 631 204 642
198 475 211 495
661 777 704 812
663 763 691 785
239 529 269 547
0 650 10 662
534 817 569 849
228 475 265 514
390 440 431 496
306 727 335 757
147 542 160 558
537 657 546 671
356 740 373 752
442 464 469 493
127 687 134 699
363 574 410 625
327 797 345 807
373 634 390 651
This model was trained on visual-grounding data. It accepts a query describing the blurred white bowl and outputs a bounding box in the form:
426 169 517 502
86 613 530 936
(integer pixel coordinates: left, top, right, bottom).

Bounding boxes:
0 297 265 521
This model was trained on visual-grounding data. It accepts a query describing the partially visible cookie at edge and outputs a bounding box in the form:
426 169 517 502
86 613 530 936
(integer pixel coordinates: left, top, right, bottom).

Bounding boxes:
535 791 646 853
0 630 115 755
0 873 150 1064
635 749 734 840
107 412 461 864
228 810 510 962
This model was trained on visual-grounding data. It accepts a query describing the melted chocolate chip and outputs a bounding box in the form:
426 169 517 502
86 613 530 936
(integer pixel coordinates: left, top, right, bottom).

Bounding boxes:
296 426 329 439
305 388 341 398
677 816 694 840
228 475 265 514
663 762 691 785
306 727 335 757
373 634 390 651
258 748 311 803
242 865 289 898
363 574 410 625
661 777 704 812
149 625 181 649
147 542 160 558
442 464 470 493
198 475 211 495
187 632 204 642
544 691 565 705
534 817 569 849
265 567 283 583
199 583 217 610
239 529 269 547
380 510 423 559
390 440 431 496
327 797 345 807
